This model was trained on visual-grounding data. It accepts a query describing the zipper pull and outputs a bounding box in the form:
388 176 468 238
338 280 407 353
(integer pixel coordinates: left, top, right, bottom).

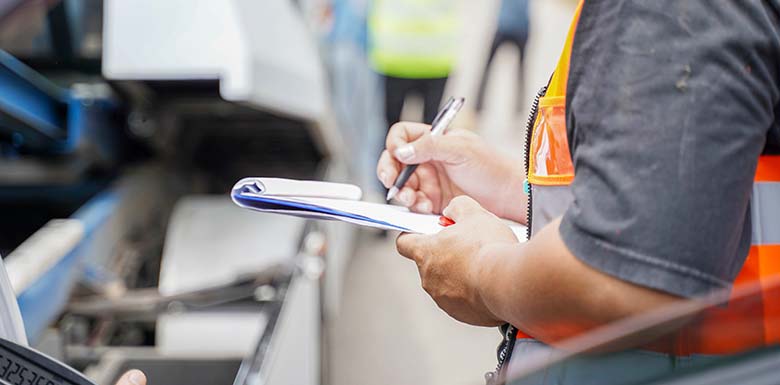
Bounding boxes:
484 371 497 385
523 179 530 195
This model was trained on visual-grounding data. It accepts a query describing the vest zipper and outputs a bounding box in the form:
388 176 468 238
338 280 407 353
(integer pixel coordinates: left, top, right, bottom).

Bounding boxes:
486 85 547 385
523 85 546 241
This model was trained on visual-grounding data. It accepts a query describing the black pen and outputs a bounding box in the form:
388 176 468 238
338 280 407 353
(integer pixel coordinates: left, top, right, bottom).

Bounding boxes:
386 97 465 202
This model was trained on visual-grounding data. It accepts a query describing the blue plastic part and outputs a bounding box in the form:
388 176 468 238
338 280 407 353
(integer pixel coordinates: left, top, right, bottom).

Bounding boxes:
0 51 122 342
1 49 120 157
62 98 83 152
15 191 118 343
523 179 530 195
0 50 71 144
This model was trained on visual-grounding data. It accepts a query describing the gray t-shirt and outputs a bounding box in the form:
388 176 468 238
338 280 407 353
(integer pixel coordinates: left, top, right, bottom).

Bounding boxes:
559 0 780 298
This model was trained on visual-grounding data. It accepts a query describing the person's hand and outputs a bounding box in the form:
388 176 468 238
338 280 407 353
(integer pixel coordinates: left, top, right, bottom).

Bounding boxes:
114 370 146 385
376 122 526 221
395 196 518 326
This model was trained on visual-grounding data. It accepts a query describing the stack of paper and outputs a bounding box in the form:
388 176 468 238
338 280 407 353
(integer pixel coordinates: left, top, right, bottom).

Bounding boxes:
231 178 527 239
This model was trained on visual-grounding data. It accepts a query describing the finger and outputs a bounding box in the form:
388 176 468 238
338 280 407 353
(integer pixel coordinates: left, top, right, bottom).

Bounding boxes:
442 195 483 221
377 150 401 188
415 163 443 211
378 150 423 190
394 170 422 191
413 191 434 214
395 186 417 207
115 370 146 385
394 132 472 166
396 232 427 263
386 122 432 151
392 131 433 165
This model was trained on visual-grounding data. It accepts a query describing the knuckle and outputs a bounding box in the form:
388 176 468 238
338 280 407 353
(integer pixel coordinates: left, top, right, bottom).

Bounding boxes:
420 274 438 297
386 123 405 146
409 133 431 154
420 276 431 292
388 121 406 134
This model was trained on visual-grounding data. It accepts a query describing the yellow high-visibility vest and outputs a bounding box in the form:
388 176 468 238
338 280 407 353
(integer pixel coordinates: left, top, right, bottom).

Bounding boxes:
368 0 459 79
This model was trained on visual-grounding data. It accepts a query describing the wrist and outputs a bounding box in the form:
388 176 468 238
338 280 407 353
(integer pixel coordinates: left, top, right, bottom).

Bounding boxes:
471 243 508 323
496 157 528 223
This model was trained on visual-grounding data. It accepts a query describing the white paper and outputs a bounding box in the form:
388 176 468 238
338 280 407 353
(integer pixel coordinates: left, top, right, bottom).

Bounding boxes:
232 178 527 240
234 177 362 200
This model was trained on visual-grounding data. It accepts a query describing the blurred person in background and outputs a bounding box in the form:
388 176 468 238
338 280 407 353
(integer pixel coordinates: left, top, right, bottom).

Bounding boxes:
319 0 386 197
475 0 530 115
368 0 459 130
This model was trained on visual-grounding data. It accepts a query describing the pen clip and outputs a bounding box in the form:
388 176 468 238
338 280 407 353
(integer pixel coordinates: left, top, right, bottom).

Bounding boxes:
430 97 455 127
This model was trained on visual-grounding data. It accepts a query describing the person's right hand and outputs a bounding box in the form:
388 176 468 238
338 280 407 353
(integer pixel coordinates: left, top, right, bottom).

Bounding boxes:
377 122 527 223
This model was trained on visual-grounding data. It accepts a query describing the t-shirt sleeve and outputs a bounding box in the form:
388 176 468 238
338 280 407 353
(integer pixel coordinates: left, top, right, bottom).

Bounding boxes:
559 0 780 298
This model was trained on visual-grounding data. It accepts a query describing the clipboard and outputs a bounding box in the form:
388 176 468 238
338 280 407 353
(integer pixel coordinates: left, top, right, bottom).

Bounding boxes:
231 178 527 238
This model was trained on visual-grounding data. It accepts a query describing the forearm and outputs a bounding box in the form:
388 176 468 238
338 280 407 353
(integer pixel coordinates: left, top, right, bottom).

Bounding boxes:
474 218 681 344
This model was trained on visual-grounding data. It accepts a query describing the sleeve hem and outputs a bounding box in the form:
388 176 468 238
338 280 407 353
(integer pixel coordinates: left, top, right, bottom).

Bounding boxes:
559 214 731 298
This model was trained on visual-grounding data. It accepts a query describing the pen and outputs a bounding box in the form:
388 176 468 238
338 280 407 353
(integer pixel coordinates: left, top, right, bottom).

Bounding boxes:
386 97 465 202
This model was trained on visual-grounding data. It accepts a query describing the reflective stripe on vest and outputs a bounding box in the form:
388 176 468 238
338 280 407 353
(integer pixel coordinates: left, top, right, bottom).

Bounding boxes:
368 0 458 79
517 0 780 355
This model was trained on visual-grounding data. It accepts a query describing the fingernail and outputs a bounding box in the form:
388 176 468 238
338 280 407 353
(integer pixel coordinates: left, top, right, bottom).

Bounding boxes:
395 145 415 161
129 370 145 385
379 171 388 185
418 201 432 213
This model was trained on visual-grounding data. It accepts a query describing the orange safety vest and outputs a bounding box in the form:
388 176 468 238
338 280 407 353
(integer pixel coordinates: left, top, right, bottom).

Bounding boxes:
519 1 780 356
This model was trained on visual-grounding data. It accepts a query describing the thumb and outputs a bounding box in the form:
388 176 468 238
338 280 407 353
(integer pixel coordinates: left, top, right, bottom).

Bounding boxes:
394 134 468 165
115 370 146 385
442 196 484 222
396 232 428 264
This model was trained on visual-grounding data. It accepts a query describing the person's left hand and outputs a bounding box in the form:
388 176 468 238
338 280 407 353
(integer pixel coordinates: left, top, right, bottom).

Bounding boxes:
396 196 519 327
114 370 146 385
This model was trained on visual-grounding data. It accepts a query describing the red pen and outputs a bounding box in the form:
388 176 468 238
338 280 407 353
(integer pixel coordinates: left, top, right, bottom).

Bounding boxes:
438 216 455 227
